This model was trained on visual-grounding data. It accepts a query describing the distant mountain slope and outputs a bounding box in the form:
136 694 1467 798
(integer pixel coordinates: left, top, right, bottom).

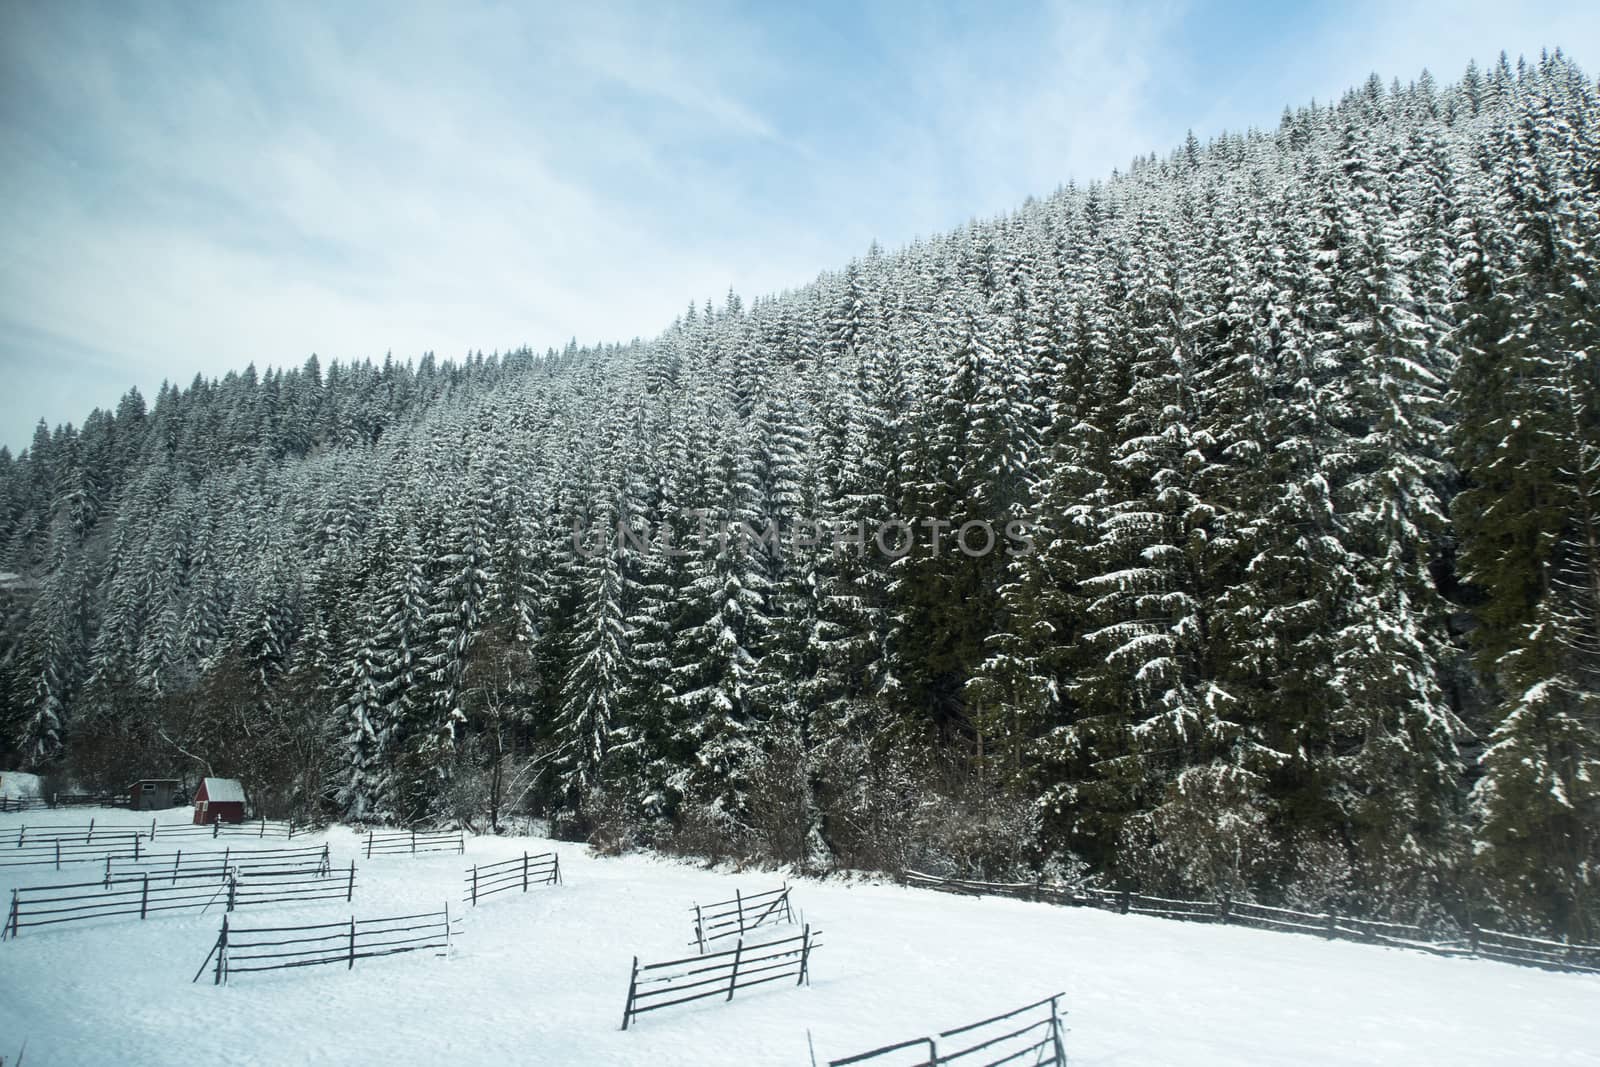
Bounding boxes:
2 51 1596 939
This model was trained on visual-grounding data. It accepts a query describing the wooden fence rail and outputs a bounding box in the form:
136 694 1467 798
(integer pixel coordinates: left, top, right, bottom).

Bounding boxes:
621 925 818 1030
196 906 458 984
464 851 560 905
690 884 794 953
364 829 465 857
902 870 1600 976
3 861 357 939
0 797 48 813
829 994 1067 1067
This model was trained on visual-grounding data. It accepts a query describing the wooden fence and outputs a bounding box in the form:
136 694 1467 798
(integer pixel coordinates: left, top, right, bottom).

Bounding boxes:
3 861 356 939
0 794 125 811
51 793 127 809
4 871 236 938
691 884 794 952
1 817 304 850
902 870 1600 975
364 828 464 857
2 819 148 847
148 817 299 841
620 925 819 1030
196 906 458 984
0 832 145 870
829 994 1067 1067
464 851 560 905
231 863 356 909
104 844 332 885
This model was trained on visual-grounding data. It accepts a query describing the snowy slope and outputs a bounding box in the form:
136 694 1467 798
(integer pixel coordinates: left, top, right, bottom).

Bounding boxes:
1 808 1596 1066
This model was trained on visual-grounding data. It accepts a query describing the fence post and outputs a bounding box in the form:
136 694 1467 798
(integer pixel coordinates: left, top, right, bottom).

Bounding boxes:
1324 911 1337 940
259 817 266 839
471 865 479 906
924 1038 938 1066
1049 995 1067 1065
320 844 331 876
348 916 357 969
1218 896 1230 924
366 832 373 860
444 901 451 947
522 852 528 893
151 818 157 841
134 833 141 862
15 824 23 847
87 817 95 843
54 839 60 871
215 916 229 985
621 956 639 1031
554 854 562 886
797 924 812 986
227 873 237 912
783 884 794 924
736 889 745 935
411 829 417 855
695 904 706 953
4 889 17 939
140 874 149 920
104 855 113 888
172 850 182 886
213 816 219 838
1119 890 1129 914
1468 922 1480 956
346 861 355 902
727 939 744 1001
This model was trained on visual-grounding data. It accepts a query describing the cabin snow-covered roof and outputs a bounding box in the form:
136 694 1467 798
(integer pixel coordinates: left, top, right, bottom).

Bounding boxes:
0 770 43 798
199 777 246 803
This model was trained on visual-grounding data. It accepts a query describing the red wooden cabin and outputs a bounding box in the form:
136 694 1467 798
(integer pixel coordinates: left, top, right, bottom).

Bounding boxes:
193 777 247 824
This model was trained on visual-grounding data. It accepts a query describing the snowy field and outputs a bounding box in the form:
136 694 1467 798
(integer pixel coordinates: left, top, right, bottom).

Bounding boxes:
1 807 1596 1066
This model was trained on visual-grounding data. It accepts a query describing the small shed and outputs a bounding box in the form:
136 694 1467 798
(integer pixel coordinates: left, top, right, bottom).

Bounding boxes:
128 779 183 810
193 777 247 824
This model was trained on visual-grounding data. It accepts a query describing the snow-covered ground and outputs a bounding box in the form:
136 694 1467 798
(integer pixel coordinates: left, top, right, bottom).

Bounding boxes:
1 806 1596 1066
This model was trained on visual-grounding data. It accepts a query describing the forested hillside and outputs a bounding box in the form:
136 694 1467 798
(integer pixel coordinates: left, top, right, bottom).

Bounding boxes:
2 52 1597 939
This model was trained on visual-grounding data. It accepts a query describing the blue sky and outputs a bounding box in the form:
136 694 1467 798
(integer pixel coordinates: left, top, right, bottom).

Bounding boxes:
2 1 1596 454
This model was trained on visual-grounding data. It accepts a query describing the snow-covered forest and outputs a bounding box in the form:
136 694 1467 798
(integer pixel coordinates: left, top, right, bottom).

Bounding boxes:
1 52 1597 942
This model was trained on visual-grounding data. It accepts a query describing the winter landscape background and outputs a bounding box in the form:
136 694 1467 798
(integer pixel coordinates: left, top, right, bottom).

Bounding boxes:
2 19 1599 966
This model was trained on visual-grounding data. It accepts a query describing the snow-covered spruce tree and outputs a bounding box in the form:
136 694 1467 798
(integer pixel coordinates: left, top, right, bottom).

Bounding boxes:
19 533 89 767
1313 123 1466 917
416 453 497 812
1454 58 1600 937
666 402 772 840
552 414 639 820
